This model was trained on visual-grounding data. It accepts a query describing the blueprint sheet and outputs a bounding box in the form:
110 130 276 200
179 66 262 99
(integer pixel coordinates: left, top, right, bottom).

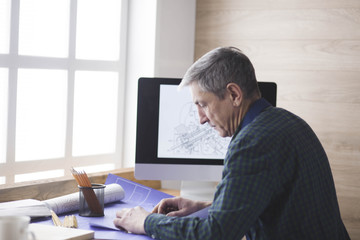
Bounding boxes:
32 173 174 240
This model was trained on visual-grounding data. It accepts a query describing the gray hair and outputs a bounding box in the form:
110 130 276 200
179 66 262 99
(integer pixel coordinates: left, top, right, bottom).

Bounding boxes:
180 47 260 99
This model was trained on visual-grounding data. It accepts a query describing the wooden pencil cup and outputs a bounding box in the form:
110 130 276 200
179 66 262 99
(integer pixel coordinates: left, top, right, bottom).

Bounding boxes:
78 184 105 217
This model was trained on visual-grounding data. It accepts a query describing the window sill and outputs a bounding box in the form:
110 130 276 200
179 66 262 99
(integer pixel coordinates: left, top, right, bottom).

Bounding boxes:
0 168 161 203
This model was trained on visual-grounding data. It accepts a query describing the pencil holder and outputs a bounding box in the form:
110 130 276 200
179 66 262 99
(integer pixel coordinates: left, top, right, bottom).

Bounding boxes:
78 184 105 217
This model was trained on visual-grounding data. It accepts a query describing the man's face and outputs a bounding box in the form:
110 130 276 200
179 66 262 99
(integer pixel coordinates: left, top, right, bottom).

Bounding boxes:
190 82 235 138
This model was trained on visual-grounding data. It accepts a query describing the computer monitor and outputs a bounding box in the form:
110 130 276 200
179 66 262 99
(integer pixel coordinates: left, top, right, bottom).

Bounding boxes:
135 77 276 200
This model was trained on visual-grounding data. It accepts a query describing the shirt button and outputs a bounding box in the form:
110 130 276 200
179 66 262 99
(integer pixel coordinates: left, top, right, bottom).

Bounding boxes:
151 234 156 239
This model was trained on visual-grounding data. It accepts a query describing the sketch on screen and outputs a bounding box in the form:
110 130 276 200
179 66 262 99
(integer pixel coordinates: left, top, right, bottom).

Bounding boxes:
157 85 230 159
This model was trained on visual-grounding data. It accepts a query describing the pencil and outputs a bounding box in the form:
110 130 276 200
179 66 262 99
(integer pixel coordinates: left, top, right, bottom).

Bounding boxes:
70 167 104 215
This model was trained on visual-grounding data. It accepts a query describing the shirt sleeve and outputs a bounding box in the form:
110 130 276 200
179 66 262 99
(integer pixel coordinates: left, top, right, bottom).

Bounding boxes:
143 130 280 240
145 213 218 240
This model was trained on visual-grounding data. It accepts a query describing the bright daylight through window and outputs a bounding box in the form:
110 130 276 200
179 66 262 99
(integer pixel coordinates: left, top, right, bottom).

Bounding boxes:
0 0 125 185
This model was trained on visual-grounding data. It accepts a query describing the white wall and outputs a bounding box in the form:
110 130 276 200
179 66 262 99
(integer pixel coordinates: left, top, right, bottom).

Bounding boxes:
123 0 196 169
154 0 196 77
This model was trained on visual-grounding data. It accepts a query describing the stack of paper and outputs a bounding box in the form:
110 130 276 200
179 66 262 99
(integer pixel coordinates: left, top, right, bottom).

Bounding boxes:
0 199 51 218
0 183 125 218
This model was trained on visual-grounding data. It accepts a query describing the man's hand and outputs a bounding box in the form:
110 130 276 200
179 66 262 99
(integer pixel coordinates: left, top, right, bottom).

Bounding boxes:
113 206 150 234
152 197 211 217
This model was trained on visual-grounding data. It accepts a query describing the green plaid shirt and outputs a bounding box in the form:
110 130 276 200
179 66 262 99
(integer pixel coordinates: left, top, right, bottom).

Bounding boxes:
145 99 349 240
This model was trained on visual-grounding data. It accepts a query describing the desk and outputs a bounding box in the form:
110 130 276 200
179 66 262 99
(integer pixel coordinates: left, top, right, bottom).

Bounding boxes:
158 188 180 197
32 174 175 240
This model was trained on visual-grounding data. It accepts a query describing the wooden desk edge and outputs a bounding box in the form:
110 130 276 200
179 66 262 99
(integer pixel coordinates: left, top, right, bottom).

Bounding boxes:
159 188 180 197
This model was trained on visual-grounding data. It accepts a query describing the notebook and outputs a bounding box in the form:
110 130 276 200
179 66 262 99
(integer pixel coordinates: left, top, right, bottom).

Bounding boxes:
29 224 94 240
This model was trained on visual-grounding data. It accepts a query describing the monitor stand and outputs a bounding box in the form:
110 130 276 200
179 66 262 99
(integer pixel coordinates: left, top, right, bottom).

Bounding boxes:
180 181 218 201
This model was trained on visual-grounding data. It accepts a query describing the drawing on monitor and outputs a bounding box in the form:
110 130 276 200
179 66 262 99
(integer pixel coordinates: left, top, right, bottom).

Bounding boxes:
157 84 230 159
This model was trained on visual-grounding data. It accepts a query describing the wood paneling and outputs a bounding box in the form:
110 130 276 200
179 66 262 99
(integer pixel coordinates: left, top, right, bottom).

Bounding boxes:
195 40 360 71
196 10 360 39
197 0 360 10
196 0 360 239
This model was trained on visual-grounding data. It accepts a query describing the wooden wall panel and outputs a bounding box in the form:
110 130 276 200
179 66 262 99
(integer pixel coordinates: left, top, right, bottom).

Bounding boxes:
196 10 360 40
195 0 360 238
195 40 360 71
197 0 360 10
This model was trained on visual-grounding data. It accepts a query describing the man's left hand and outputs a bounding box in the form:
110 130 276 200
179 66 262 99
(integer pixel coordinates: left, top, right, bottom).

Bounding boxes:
113 206 150 234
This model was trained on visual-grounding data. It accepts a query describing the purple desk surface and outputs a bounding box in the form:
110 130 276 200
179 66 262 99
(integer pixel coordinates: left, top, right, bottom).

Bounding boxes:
32 174 174 240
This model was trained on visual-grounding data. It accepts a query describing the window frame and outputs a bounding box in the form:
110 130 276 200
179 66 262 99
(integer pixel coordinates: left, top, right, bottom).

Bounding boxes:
0 0 128 185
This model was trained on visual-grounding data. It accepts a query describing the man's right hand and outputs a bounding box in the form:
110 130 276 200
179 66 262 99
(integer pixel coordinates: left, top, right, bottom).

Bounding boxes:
152 197 212 217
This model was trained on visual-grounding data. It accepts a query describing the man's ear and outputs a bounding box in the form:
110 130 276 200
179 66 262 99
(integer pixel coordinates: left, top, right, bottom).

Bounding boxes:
226 83 243 107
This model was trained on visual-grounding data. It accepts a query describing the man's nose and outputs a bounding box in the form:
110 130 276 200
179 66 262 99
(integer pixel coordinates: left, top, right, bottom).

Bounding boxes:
198 107 208 125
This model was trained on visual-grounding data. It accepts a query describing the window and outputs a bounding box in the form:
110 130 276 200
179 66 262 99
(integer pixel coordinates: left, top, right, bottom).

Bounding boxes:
0 0 127 185
0 68 8 164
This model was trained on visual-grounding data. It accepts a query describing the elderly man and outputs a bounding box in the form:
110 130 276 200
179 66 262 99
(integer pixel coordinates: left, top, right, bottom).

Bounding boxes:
114 47 349 239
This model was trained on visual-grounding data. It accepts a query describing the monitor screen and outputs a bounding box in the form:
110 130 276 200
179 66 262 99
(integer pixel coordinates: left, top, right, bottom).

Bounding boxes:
135 77 276 182
157 83 231 160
